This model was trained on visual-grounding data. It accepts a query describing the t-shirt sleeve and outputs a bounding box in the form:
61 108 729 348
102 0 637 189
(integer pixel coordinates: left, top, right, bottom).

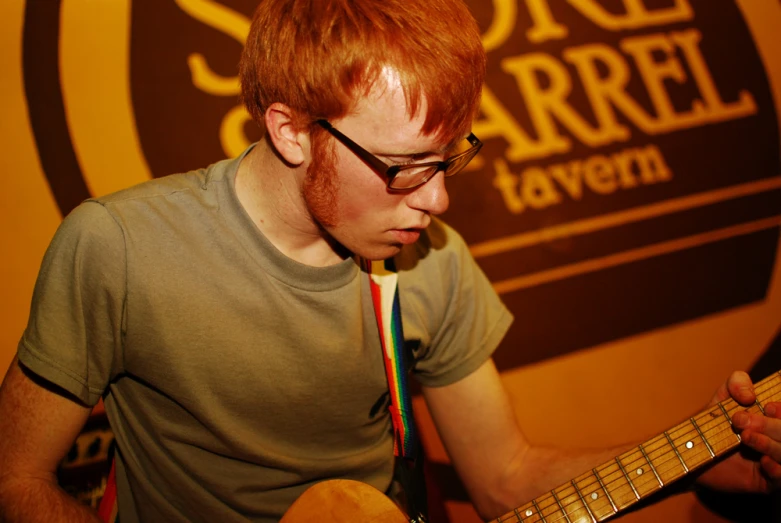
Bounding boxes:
18 200 126 406
397 220 513 388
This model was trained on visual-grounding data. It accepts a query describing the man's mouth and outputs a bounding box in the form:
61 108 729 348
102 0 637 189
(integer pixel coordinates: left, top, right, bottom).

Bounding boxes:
391 228 422 245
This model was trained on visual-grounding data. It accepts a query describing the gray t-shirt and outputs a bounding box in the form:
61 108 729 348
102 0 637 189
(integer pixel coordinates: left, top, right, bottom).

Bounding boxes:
18 148 513 522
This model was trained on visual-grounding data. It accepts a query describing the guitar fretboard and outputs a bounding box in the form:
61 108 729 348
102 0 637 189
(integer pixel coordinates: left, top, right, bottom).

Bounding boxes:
496 371 781 523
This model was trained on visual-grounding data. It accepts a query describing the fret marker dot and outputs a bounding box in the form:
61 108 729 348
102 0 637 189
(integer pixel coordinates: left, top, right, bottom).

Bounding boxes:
526 509 533 517
591 492 599 500
686 441 694 449
636 468 643 475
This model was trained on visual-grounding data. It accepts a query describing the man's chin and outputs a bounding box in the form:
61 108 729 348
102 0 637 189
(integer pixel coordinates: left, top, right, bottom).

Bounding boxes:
322 231 402 261
353 243 403 261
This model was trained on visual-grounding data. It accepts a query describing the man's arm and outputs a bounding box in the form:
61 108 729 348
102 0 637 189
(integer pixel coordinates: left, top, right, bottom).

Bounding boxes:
423 359 781 521
0 357 102 523
422 358 628 520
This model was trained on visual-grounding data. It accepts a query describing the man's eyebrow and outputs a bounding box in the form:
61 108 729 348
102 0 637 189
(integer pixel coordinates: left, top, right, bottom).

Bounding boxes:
379 150 436 161
381 137 466 160
391 150 439 159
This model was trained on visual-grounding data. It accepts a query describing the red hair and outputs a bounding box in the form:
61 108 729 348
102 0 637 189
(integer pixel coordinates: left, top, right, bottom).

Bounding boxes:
239 0 486 145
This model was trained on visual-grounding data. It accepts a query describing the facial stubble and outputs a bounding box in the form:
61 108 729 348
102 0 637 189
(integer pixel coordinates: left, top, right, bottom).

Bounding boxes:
302 131 340 229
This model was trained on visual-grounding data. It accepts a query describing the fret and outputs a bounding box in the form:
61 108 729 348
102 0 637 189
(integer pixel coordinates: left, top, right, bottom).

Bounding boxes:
718 403 733 427
717 402 741 442
668 420 714 471
754 374 781 411
532 499 546 523
642 434 685 485
638 443 663 488
550 489 570 523
696 407 742 456
508 502 537 522
664 431 689 473
689 417 716 458
571 480 597 523
756 375 781 411
599 460 640 510
615 457 640 500
616 449 659 498
593 467 618 514
751 375 780 413
574 470 615 520
494 371 781 523
554 483 595 523
720 400 754 435
721 400 741 417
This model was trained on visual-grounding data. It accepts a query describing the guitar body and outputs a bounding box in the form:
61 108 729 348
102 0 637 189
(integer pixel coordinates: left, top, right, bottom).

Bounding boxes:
280 479 409 523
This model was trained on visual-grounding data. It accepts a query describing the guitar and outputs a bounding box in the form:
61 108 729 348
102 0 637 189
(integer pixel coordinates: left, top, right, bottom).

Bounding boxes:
281 370 781 523
281 479 408 523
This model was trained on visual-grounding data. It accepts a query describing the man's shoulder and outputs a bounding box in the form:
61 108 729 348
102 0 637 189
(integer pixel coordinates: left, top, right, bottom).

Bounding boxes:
92 155 236 209
93 171 203 206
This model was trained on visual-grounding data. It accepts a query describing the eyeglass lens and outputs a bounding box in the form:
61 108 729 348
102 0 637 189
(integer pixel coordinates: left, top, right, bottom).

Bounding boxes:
388 143 481 189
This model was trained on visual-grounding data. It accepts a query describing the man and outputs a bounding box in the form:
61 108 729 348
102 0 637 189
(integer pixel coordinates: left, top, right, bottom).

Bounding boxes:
0 0 779 521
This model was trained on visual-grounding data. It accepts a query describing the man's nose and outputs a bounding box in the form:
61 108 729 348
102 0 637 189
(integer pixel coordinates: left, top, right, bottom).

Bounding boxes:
407 171 450 215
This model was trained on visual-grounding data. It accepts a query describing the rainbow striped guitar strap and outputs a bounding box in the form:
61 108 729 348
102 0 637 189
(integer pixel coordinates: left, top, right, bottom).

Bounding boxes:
362 257 428 522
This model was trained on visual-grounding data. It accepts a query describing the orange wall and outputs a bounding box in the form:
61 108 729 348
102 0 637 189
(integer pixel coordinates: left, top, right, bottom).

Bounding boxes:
2 1 780 521
1 0 63 373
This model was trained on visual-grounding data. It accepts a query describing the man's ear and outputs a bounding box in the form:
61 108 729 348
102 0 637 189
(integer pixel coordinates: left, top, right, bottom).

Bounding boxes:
264 103 310 166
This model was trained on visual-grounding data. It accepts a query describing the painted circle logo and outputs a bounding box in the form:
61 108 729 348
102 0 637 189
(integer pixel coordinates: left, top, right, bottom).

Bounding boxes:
22 0 781 369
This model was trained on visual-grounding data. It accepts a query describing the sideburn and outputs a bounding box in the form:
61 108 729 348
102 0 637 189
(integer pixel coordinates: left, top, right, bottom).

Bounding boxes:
303 130 340 228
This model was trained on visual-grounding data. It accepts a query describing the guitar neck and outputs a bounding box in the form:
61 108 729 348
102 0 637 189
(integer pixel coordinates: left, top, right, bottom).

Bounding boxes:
495 371 781 523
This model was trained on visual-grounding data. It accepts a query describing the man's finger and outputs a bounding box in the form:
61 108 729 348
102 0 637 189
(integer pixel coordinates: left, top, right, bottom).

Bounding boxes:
726 371 756 406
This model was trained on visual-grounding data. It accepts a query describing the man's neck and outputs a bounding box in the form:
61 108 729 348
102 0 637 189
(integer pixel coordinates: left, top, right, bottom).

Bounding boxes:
234 141 345 267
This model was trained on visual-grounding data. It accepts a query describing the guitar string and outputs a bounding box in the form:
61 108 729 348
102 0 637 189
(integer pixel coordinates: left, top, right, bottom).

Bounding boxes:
494 378 779 523
528 380 781 523
497 378 781 523
498 420 711 521
508 380 781 523
499 413 733 523
497 428 713 522
502 386 772 523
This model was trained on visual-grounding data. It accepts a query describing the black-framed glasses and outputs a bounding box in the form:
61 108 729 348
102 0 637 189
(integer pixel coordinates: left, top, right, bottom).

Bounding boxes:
316 119 483 191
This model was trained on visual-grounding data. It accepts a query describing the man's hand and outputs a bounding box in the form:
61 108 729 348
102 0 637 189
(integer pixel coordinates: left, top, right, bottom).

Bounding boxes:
697 370 781 493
